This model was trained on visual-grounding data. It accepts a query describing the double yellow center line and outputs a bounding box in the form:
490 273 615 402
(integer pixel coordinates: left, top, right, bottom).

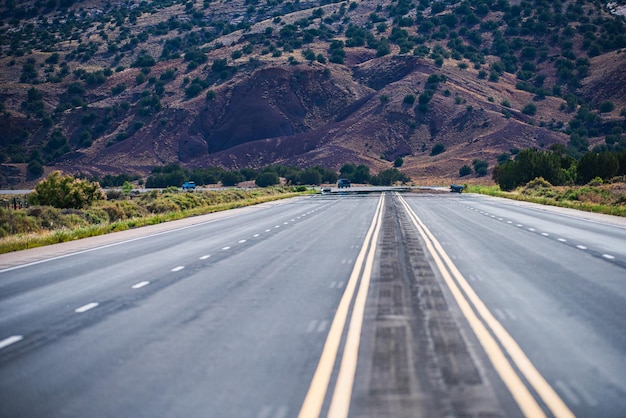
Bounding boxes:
298 193 385 418
396 193 574 418
299 192 574 418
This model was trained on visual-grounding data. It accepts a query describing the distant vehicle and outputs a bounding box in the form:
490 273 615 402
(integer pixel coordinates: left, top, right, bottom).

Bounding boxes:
338 179 351 188
450 184 464 193
182 181 196 190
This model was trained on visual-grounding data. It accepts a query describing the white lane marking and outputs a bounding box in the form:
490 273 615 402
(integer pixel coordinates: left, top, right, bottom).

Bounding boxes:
517 224 523 227
555 380 581 405
317 320 329 333
507 221 513 224
397 194 571 418
171 266 185 271
529 228 536 232
0 335 23 350
498 218 503 221
284 222 289 225
132 281 150 289
569 382 598 406
258 406 288 418
275 406 288 418
306 320 318 333
494 308 506 320
541 232 550 237
222 246 231 251
75 302 99 313
265 229 271 232
505 309 518 320
291 219 296 222
200 255 211 260
0 212 244 274
602 254 615 260
576 245 587 250
275 225 281 228
558 238 567 242
238 239 247 243
258 406 272 418
253 234 260 237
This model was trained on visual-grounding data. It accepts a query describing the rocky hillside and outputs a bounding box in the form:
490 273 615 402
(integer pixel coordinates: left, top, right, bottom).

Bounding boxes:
1 0 625 186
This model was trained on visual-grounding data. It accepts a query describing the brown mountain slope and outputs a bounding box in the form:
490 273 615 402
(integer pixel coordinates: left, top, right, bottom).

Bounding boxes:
1 0 625 187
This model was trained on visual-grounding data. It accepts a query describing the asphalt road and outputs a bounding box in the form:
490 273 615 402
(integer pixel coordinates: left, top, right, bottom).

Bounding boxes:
0 191 625 417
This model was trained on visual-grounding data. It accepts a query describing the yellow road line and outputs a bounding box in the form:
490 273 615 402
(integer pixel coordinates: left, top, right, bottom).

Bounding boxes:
298 194 385 418
397 193 575 418
327 192 384 418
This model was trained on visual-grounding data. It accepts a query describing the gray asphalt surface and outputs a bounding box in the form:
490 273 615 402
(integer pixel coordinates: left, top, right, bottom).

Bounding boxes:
0 194 380 418
1 191 625 417
402 192 626 418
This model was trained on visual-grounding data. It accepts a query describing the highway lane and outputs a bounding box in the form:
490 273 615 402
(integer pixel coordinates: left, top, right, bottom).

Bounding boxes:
400 192 626 418
1 190 626 418
0 194 382 418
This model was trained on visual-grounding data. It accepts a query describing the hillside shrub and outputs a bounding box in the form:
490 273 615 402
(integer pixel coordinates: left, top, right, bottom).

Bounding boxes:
430 143 446 156
459 165 472 177
473 159 489 176
28 171 105 209
255 172 280 187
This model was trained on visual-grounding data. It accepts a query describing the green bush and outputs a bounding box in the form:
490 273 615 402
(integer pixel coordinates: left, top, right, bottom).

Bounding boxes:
255 172 280 187
430 143 446 156
28 172 106 209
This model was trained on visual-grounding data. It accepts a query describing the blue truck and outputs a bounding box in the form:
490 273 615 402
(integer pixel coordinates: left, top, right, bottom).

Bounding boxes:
182 181 196 190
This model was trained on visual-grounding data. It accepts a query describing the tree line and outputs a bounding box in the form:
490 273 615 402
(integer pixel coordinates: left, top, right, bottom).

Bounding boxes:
96 163 411 189
492 146 626 191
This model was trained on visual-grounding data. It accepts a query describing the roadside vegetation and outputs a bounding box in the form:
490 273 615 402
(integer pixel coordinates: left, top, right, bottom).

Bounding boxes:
0 171 313 254
465 177 626 217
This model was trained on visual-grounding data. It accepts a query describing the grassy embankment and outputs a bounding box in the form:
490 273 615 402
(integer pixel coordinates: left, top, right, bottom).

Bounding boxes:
0 187 313 254
464 178 626 217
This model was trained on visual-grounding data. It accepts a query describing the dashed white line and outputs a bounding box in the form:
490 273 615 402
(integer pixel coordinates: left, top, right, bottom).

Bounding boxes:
0 335 23 350
132 281 150 289
222 247 231 251
171 266 185 271
603 254 615 260
317 320 329 333
253 234 260 237
306 320 318 333
576 245 587 250
494 308 506 320
555 380 581 405
75 302 99 313
200 255 211 260
517 224 523 227
569 381 598 406
265 229 271 232
558 238 567 242
239 239 247 243
505 309 518 320
541 232 550 237
275 225 280 228
528 228 536 232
